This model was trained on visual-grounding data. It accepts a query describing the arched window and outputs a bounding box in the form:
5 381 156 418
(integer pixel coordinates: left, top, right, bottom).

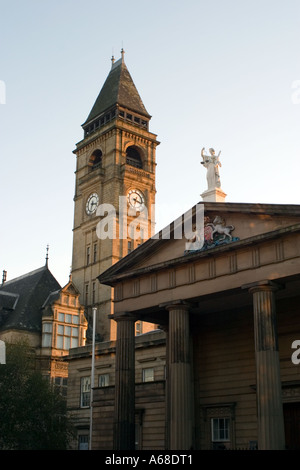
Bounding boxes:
89 149 102 170
126 146 143 169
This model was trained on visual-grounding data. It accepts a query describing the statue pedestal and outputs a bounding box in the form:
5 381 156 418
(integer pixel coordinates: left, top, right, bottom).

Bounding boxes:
201 188 226 203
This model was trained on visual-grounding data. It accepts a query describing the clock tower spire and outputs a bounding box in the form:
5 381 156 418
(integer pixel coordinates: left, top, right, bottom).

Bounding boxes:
71 52 159 341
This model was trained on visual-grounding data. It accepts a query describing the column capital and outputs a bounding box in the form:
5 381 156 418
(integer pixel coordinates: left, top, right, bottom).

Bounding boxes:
160 300 192 312
109 311 137 322
242 280 284 294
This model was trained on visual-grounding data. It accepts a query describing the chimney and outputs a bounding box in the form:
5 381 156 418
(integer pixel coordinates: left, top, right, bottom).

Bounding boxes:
2 270 7 285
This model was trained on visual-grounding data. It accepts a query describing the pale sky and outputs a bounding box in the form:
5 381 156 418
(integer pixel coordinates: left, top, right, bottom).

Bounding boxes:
0 0 300 286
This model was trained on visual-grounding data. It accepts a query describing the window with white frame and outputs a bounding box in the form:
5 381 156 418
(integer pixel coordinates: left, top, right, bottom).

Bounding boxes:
142 367 154 382
42 322 52 347
56 324 79 350
80 376 91 408
211 418 230 449
203 404 235 450
58 312 79 324
98 373 109 387
56 312 79 350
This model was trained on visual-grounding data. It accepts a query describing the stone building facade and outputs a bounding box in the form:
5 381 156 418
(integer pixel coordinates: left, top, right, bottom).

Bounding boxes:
67 329 166 450
0 265 87 390
98 202 300 450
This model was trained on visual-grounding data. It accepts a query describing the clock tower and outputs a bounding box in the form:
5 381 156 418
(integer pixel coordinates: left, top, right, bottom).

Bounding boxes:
71 51 159 341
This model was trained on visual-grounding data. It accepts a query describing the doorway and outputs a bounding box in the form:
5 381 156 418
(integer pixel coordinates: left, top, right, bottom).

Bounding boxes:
284 402 300 450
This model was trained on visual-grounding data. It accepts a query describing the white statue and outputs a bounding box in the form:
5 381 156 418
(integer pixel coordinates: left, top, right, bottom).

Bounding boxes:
201 148 222 190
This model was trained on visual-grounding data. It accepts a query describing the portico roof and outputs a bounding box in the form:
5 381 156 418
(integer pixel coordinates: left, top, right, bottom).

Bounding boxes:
98 201 300 286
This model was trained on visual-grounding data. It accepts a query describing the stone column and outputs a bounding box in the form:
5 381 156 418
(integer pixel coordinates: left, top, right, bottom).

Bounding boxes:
248 281 285 450
113 312 136 450
166 301 193 450
159 323 170 449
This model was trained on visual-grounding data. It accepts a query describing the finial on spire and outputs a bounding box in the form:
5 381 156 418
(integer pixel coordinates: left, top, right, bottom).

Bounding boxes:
121 47 125 63
111 46 115 67
45 245 49 267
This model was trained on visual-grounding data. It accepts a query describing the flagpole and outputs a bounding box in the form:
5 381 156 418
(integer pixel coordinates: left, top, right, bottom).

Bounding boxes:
89 307 97 450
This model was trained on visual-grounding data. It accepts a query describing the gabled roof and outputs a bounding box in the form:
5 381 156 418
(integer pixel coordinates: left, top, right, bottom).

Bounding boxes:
0 266 61 332
83 55 150 126
42 277 81 309
98 201 300 286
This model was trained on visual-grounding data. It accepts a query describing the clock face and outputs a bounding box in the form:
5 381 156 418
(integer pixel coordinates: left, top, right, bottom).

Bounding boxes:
127 189 145 211
86 193 99 215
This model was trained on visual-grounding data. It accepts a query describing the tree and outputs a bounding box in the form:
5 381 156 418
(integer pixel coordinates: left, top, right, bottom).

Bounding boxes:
0 341 74 450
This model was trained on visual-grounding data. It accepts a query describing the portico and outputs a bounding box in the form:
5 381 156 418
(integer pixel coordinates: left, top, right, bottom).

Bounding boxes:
99 202 300 450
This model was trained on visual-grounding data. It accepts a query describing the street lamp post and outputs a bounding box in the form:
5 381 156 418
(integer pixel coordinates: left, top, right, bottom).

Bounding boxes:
89 307 97 450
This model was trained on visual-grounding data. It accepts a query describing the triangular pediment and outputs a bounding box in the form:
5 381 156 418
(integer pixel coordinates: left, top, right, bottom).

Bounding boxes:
98 202 300 285
61 279 80 297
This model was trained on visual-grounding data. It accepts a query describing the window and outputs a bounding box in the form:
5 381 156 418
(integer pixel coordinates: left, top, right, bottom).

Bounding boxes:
80 376 91 408
203 404 235 450
126 146 143 169
136 321 142 335
86 246 90 265
93 243 97 263
89 149 102 170
98 373 109 387
92 282 96 305
85 284 89 305
42 322 52 347
53 376 68 397
57 312 79 324
128 240 132 254
57 324 79 350
78 434 89 450
142 367 154 382
211 418 230 449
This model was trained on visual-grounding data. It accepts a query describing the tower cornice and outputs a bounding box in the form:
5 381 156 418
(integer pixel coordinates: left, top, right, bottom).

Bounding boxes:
74 120 159 154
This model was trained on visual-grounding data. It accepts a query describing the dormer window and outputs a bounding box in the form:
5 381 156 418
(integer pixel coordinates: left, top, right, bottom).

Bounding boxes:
89 150 102 171
126 146 142 169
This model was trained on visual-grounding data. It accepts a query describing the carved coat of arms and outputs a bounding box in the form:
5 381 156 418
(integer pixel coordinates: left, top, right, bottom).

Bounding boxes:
185 215 239 254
